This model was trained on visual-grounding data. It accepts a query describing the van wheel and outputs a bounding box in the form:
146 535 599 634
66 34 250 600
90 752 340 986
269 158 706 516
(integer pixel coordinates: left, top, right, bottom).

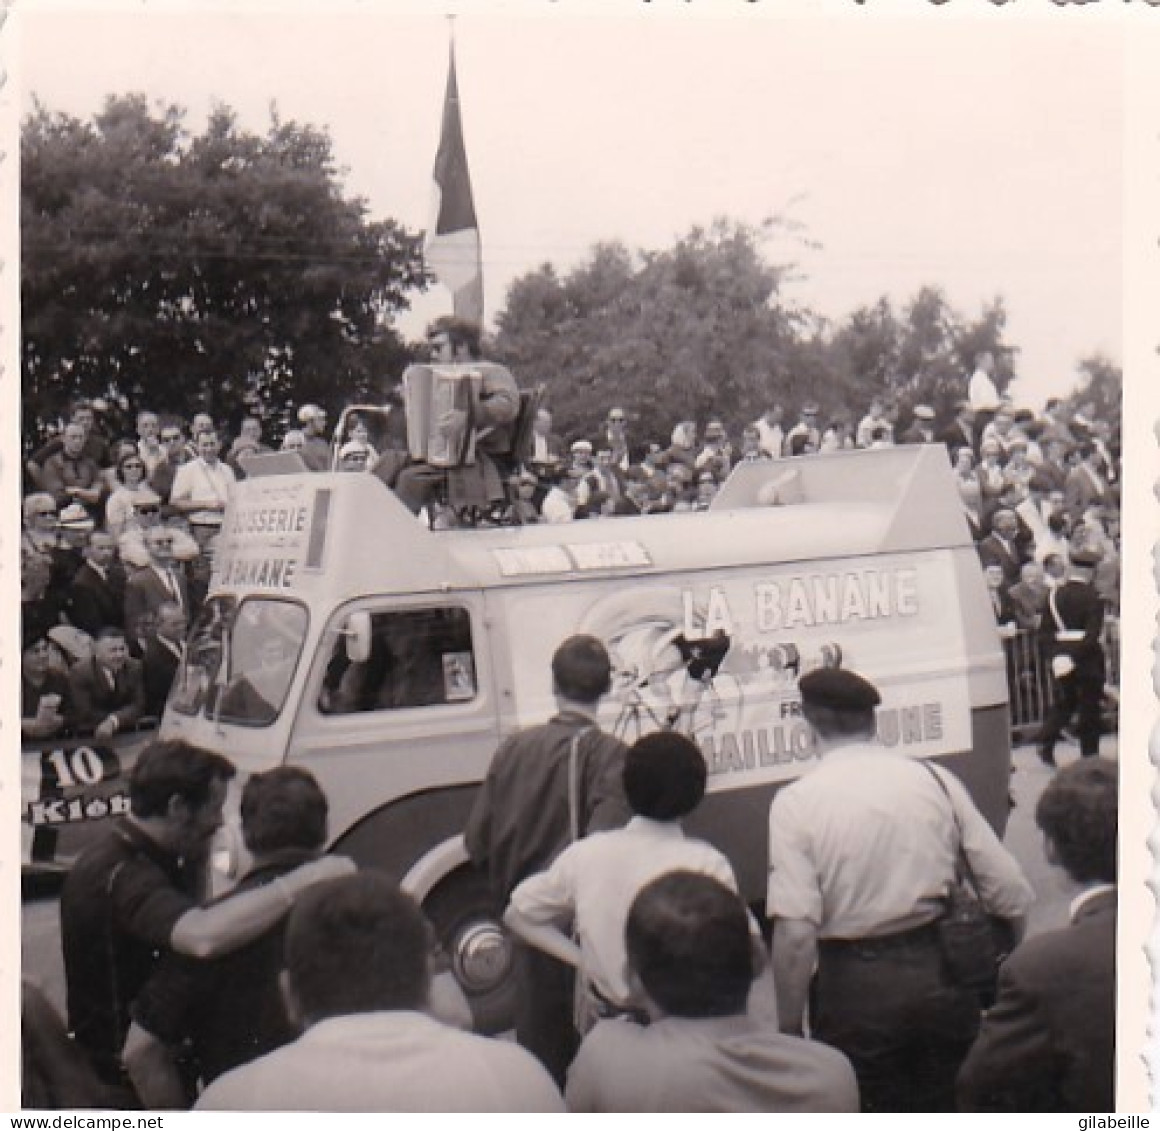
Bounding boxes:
423 868 517 1035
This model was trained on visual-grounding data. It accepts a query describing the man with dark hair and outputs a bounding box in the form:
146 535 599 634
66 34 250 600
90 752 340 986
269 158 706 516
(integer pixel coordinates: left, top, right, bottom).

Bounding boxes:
196 873 562 1111
125 767 331 1101
61 742 352 1097
505 732 749 1032
566 872 858 1112
465 634 630 1085
68 627 146 739
393 317 520 517
958 758 1116 1110
766 668 1033 1112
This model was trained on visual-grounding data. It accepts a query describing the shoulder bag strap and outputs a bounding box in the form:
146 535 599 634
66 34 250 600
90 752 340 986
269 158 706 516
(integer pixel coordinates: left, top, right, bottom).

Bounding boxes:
1047 586 1066 634
567 725 596 844
920 761 983 896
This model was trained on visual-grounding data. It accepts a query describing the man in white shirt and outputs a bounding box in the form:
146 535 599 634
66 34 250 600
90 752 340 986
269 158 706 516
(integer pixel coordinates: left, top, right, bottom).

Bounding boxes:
504 732 751 1025
752 404 785 460
197 873 563 1112
968 351 1001 414
168 431 236 549
767 667 1033 1112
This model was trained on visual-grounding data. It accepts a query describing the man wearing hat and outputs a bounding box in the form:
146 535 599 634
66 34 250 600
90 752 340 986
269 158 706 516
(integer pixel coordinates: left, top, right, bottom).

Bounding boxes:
900 405 937 445
337 439 372 472
767 667 1032 1112
1036 545 1106 766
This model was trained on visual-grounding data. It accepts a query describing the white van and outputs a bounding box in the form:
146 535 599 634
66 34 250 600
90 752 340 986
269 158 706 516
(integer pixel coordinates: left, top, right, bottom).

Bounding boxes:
32 444 1012 1028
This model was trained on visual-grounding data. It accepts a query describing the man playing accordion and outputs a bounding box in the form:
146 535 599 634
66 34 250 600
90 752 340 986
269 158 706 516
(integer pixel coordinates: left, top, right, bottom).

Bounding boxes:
394 317 520 518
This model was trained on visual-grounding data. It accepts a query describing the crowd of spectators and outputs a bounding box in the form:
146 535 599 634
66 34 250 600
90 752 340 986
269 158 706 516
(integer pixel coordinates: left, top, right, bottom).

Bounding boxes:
20 346 1121 743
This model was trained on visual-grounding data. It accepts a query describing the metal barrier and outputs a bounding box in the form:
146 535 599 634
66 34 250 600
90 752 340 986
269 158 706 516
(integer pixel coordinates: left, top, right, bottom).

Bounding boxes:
1003 617 1120 742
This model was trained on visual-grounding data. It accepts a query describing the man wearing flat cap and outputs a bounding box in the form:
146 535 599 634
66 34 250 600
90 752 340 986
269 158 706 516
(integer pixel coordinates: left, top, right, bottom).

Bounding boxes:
1036 545 1106 766
767 667 1032 1113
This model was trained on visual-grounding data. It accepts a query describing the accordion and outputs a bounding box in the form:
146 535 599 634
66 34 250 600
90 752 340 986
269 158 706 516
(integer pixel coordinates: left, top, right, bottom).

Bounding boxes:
403 364 483 468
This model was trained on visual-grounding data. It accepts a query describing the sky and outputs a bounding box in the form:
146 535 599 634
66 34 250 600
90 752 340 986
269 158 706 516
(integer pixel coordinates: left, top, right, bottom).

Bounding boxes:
13 1 1128 410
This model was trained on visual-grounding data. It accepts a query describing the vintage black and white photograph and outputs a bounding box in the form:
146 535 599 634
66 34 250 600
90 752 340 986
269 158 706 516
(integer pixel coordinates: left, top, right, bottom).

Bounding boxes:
4 0 1155 1115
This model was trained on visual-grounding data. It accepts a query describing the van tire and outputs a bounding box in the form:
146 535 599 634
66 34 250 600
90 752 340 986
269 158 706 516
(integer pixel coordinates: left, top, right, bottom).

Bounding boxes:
423 867 517 1036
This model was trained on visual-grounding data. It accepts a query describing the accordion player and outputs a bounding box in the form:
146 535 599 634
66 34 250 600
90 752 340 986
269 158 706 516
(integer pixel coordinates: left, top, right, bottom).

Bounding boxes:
395 357 521 514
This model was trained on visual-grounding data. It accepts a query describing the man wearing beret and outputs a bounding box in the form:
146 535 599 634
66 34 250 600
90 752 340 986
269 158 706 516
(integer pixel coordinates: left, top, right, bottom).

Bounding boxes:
766 668 1033 1112
1036 545 1107 766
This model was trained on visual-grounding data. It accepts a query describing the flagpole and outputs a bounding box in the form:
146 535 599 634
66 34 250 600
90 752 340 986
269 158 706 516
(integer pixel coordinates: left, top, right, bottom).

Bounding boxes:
425 14 484 327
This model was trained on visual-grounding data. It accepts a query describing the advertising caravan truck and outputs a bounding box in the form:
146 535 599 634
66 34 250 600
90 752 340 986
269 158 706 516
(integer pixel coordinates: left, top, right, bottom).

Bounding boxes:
23 444 1012 1029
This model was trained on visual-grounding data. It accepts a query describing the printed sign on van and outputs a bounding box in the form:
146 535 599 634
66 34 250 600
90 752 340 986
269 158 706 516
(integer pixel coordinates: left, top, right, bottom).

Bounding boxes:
511 551 972 793
212 481 331 591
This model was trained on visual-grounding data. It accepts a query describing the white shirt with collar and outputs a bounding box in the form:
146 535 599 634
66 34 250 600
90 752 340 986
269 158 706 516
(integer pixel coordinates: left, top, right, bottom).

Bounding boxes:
509 815 737 1007
767 744 1033 939
169 457 236 525
1069 883 1115 923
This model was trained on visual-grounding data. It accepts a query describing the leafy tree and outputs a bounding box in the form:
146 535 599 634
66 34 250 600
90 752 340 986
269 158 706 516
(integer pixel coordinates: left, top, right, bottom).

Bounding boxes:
1065 354 1122 431
491 218 812 444
22 95 426 442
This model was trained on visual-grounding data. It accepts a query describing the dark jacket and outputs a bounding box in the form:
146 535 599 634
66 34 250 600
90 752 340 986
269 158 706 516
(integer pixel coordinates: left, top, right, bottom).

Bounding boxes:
68 657 146 735
958 889 1115 1111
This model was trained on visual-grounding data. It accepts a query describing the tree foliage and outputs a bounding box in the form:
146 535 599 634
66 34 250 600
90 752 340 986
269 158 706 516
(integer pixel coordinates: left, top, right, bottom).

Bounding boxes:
491 221 1024 442
1065 354 1122 430
22 94 427 437
491 218 812 442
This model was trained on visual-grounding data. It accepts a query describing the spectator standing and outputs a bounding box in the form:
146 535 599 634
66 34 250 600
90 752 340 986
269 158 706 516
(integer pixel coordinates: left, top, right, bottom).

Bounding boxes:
738 424 771 462
464 635 631 1086
766 668 1032 1112
939 402 979 460
1036 546 1106 766
105 451 161 537
566 873 858 1113
504 732 745 1031
168 430 236 551
527 408 567 485
695 420 732 479
602 407 632 472
958 759 1116 1111
149 424 190 504
782 402 822 456
40 423 103 515
661 421 698 472
136 411 165 476
1008 561 1049 631
900 405 937 445
296 405 331 472
977 509 1026 587
227 417 271 478
1064 443 1114 524
968 350 1001 418
752 405 785 460
125 526 191 638
62 741 353 1098
856 397 893 449
196 873 563 1112
67 627 146 739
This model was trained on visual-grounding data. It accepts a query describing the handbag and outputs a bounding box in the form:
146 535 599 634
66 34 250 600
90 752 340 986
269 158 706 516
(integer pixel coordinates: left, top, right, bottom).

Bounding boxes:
921 763 1005 996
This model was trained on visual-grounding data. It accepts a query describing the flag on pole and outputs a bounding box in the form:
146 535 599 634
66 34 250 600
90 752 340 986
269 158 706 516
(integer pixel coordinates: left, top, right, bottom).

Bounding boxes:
426 41 483 326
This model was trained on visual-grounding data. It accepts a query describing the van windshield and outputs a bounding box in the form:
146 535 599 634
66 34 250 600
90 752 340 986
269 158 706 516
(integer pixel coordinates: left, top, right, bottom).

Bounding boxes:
170 596 308 727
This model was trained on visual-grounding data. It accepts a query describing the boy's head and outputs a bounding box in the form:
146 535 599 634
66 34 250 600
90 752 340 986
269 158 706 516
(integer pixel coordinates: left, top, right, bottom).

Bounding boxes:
623 731 707 820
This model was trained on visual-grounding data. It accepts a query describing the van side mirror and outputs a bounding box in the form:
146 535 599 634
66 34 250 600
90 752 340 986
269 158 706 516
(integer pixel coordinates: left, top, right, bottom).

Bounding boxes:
343 611 372 664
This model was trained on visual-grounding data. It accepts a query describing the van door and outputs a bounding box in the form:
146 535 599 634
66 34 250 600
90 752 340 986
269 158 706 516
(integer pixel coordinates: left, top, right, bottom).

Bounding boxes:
287 592 500 878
